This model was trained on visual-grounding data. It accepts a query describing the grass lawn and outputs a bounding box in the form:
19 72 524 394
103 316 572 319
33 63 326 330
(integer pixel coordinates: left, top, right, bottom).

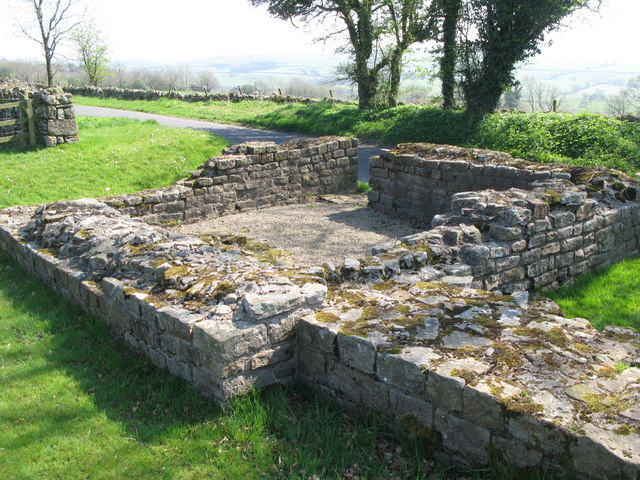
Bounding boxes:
74 95 640 174
0 116 229 209
545 257 640 331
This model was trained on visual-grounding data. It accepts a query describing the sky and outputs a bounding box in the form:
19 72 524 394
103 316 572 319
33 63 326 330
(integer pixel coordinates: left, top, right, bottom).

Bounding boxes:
0 0 638 69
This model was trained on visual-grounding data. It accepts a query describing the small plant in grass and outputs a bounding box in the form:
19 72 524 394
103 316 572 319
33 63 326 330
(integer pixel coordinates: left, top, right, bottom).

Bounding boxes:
356 181 372 194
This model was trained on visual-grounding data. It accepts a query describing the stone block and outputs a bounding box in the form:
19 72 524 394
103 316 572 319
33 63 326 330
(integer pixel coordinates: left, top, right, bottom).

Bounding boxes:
492 436 543 468
193 321 268 363
426 370 465 413
463 385 504 431
506 415 567 455
569 424 640 479
326 361 363 405
434 409 490 464
390 389 434 431
243 291 305 321
337 333 376 374
376 347 438 394
47 119 78 136
298 317 339 353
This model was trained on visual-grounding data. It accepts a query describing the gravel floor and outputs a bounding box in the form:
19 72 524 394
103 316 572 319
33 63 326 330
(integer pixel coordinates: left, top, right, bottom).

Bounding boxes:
176 195 422 267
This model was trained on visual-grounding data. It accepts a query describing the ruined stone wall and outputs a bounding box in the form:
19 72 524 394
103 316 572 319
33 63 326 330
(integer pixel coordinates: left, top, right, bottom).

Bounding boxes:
299 288 640 479
0 201 326 403
0 87 78 147
1 139 639 478
104 137 359 224
368 144 557 226
1 199 638 479
367 144 640 292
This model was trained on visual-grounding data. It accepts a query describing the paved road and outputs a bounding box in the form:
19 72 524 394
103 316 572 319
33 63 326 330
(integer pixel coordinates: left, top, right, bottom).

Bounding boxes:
74 104 376 181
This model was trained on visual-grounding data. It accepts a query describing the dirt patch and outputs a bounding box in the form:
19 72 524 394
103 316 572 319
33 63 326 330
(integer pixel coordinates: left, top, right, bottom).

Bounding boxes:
175 195 422 267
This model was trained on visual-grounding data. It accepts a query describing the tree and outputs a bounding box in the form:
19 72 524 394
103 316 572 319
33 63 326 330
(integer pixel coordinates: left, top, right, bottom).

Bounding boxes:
381 0 437 107
456 0 598 114
15 0 85 87
250 0 435 109
437 0 462 109
606 91 633 118
71 22 109 86
196 70 220 93
625 75 640 109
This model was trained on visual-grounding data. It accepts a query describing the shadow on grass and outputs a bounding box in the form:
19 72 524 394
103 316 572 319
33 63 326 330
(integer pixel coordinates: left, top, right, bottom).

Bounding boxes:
0 252 224 443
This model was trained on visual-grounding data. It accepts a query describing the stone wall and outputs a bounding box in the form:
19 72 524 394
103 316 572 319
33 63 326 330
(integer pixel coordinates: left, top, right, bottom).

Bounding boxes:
367 143 640 292
66 85 346 105
104 137 359 224
301 282 640 479
0 87 78 147
368 144 563 226
32 88 78 146
1 198 638 479
0 200 325 403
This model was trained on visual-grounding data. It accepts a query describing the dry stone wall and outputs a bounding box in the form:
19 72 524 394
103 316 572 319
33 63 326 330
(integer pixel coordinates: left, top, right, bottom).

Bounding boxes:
0 200 325 402
0 87 78 147
66 85 346 105
32 88 79 146
104 137 359 224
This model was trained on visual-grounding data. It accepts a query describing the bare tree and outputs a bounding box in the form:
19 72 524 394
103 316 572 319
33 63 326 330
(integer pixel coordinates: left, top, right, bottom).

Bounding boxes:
625 75 640 110
521 76 541 112
71 21 109 86
15 0 85 87
606 91 632 118
196 70 220 93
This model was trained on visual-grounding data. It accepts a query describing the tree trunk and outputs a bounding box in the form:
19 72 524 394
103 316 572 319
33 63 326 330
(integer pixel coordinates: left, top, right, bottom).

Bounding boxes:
440 0 461 109
45 50 54 87
357 69 378 109
462 81 503 114
386 49 403 108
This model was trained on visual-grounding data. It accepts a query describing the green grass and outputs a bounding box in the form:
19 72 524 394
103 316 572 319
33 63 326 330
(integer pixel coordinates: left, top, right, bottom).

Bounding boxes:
0 251 549 480
546 257 640 331
0 116 229 208
75 96 640 174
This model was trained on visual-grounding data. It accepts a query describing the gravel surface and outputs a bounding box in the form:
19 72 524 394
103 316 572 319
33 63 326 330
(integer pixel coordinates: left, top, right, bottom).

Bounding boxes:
176 195 422 267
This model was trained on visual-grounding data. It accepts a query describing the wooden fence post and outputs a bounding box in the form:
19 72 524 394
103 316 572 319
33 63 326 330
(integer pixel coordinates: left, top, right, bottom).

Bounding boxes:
25 97 36 146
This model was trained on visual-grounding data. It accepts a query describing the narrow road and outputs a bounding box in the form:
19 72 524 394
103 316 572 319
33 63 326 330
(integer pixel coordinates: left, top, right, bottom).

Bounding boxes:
74 105 376 181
